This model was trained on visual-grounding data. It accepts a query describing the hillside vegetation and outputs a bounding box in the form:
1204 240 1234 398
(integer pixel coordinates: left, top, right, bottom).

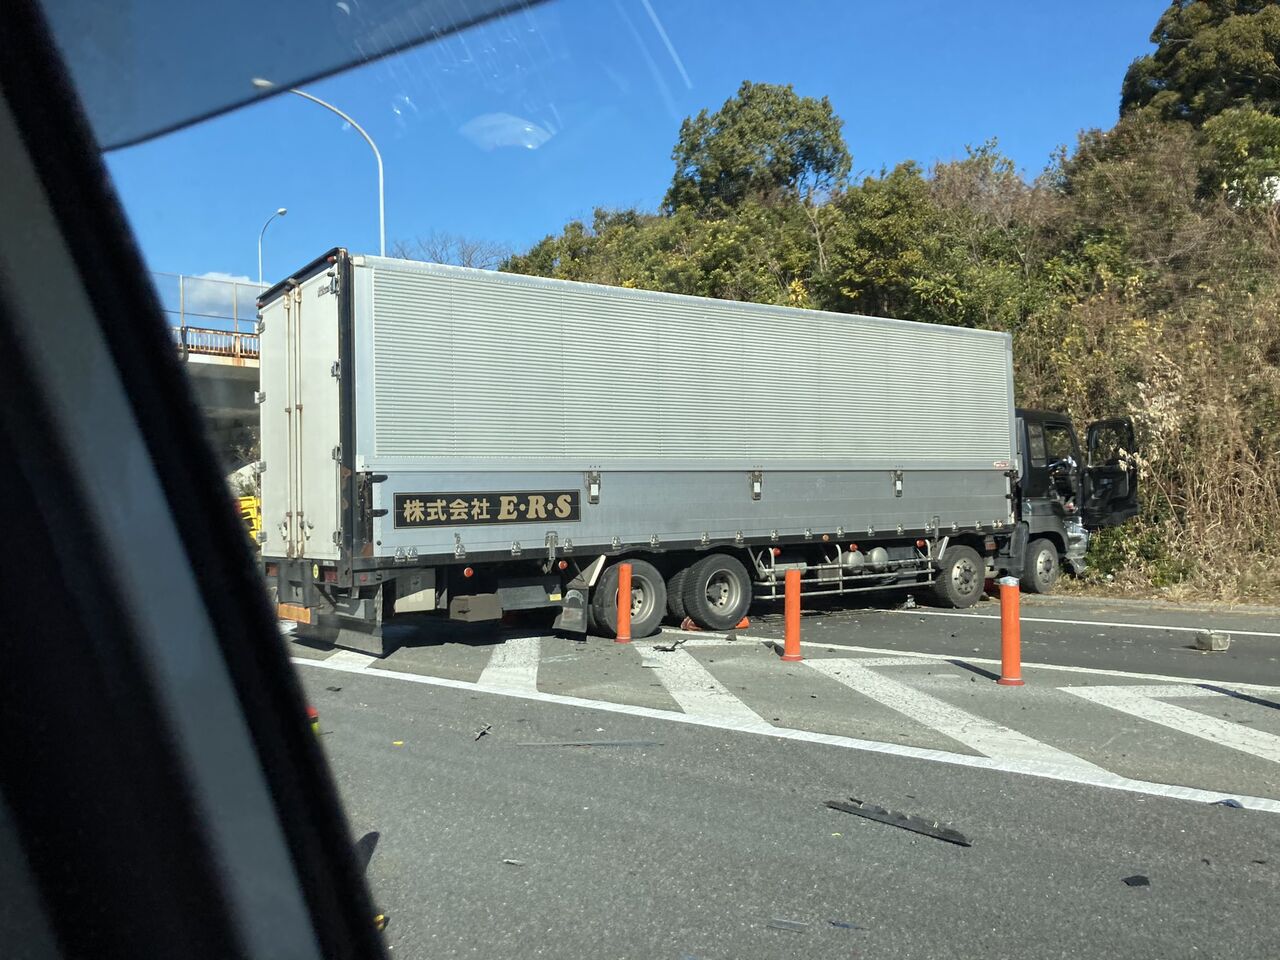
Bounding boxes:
498 2 1280 600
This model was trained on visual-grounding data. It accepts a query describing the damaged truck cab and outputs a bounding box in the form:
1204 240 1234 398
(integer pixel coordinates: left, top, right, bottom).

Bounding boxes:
1014 409 1139 593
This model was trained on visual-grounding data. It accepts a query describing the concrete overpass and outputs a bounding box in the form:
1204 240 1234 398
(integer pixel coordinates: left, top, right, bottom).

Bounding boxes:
155 271 261 466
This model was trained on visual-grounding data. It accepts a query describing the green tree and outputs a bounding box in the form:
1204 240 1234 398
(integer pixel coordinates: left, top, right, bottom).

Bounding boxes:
1121 1 1280 123
1201 105 1280 203
664 81 851 214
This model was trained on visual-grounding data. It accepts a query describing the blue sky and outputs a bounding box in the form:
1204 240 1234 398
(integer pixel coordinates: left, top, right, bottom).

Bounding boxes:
106 0 1164 285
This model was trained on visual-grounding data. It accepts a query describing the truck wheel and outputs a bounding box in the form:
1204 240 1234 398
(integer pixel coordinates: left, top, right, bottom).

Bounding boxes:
682 553 752 630
590 559 666 638
1022 538 1061 594
666 565 692 622
931 545 985 609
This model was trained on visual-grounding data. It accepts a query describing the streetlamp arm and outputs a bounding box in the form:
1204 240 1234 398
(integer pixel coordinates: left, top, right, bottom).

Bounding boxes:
288 88 385 256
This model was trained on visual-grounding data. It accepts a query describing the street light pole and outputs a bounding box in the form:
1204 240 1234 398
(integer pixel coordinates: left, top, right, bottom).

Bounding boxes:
258 207 288 286
285 87 385 257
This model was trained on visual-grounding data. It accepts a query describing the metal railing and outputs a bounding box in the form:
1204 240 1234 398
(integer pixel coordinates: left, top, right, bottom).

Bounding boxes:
170 325 260 360
153 271 265 361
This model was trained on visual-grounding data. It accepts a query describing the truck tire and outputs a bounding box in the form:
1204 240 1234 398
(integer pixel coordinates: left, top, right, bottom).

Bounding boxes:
591 559 666 638
666 564 692 622
931 545 985 609
682 553 752 630
1022 538 1061 594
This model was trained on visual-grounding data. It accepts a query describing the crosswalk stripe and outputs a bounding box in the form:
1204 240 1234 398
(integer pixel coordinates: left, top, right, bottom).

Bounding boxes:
1064 684 1280 764
637 646 769 728
805 658 1105 772
477 635 541 694
296 655 1280 811
325 649 376 670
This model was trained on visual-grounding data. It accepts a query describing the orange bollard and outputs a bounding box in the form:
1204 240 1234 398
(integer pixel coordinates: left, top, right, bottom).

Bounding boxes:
997 575 1024 686
615 561 633 643
781 567 803 661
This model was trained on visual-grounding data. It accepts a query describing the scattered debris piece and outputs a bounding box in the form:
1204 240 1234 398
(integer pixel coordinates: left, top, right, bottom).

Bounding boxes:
325 685 342 692
517 739 661 748
373 913 389 931
1211 798 1244 808
825 798 971 847
1195 630 1231 652
501 858 526 866
474 723 492 741
391 741 404 747
1122 875 1150 887
901 596 917 609
1252 859 1268 865
655 636 689 653
766 918 808 932
828 920 865 930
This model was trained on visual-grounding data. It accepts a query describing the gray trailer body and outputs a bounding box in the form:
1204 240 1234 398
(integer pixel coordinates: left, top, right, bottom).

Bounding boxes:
259 252 1016 572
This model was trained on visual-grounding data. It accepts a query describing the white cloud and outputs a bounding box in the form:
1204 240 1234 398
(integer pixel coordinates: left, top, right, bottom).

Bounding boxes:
181 271 261 322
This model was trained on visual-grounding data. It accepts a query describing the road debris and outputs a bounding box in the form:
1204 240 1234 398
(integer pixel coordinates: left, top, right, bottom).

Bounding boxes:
1210 798 1243 808
829 920 865 930
517 739 661 748
391 740 403 747
501 858 526 866
325 685 342 692
766 918 808 932
1195 630 1231 652
655 636 689 652
825 797 971 846
1122 874 1150 887
474 723 492 741
901 595 917 609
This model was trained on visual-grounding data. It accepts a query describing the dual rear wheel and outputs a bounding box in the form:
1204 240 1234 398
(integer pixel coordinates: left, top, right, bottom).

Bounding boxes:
590 552 754 637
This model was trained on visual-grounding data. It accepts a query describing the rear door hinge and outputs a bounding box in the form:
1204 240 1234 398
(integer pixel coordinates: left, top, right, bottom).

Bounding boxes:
330 360 341 379
331 445 342 462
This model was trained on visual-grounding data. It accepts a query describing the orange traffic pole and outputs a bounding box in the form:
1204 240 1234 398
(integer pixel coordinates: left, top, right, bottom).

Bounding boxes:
781 567 803 661
615 561 633 643
997 575 1024 686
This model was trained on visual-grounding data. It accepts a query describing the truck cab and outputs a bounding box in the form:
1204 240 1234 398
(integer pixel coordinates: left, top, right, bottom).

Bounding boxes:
1014 409 1139 591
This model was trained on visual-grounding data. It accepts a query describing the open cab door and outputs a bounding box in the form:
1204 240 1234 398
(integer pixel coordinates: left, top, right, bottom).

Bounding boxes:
1082 417 1139 528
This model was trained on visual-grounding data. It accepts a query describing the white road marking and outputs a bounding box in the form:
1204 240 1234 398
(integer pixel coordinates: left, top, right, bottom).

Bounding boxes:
477 635 541 694
1065 684 1280 764
805 658 1105 772
880 607 1280 639
637 646 768 728
325 649 377 670
294 655 1280 812
757 638 1280 694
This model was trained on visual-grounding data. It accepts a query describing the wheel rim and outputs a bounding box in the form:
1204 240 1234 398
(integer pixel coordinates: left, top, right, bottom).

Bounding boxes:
704 568 743 613
951 557 980 596
621 575 656 622
1036 549 1056 581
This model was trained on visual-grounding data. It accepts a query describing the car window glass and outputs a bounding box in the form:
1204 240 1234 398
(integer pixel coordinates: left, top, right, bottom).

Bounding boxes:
1090 423 1130 466
1026 422 1046 466
1043 423 1075 462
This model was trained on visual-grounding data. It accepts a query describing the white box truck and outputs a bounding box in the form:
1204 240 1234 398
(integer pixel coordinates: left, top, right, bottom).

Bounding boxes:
257 249 1137 654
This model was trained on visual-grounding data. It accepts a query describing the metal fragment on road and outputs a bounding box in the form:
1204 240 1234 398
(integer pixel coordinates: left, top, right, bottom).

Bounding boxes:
1122 874 1150 887
825 798 971 847
501 858 525 866
829 920 865 930
1211 798 1244 808
654 636 689 653
474 723 492 741
766 918 808 932
516 739 661 748
325 685 342 692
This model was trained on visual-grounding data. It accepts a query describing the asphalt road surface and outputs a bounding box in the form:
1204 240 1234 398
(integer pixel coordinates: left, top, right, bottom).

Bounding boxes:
289 593 1280 959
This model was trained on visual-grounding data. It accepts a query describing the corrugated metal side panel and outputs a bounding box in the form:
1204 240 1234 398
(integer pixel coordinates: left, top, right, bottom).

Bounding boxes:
369 262 1012 464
